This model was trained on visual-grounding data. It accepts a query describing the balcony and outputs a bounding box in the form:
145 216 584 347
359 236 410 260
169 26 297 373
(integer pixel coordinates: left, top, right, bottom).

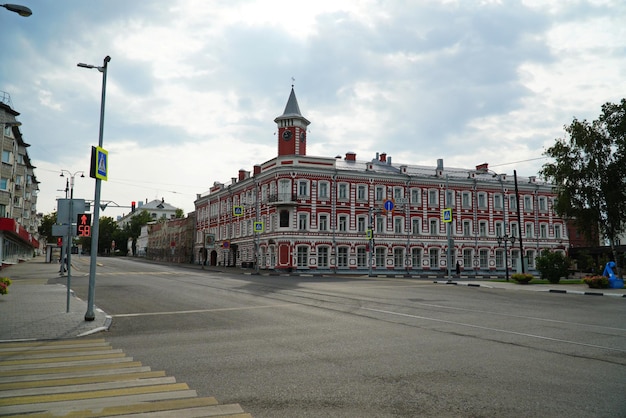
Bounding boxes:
266 193 298 206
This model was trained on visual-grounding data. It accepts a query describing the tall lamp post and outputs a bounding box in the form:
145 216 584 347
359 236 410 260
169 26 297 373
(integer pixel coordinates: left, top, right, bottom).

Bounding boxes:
1 3 32 16
60 170 84 312
79 56 110 321
477 166 514 281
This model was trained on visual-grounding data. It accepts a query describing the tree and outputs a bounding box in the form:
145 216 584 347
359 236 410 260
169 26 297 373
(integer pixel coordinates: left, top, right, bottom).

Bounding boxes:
125 210 153 256
38 212 57 242
540 99 626 277
535 251 571 284
175 208 185 218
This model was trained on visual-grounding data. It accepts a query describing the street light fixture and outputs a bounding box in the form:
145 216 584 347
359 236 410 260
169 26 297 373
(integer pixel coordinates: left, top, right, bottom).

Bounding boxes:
79 56 110 322
1 3 32 16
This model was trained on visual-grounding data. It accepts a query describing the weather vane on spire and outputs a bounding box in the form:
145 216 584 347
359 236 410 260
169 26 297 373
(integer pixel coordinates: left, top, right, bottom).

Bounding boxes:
291 77 295 88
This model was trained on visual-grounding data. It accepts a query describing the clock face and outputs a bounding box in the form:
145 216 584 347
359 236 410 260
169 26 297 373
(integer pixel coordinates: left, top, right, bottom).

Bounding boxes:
282 130 292 140
300 132 306 142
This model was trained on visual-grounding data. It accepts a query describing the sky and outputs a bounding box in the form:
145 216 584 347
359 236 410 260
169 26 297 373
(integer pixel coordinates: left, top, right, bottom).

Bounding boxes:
1 0 624 220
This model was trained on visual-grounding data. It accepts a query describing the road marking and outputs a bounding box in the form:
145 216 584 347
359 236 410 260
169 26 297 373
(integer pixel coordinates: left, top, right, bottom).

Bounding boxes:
361 307 626 353
113 303 297 318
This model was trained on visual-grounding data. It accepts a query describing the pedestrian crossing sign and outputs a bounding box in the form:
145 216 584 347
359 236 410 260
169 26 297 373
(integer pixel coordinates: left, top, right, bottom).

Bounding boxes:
442 208 452 223
90 146 108 181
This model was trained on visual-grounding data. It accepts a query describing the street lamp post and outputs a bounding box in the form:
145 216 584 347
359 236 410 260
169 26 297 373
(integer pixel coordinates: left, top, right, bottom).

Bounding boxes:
79 56 110 322
1 3 32 16
477 166 514 281
60 170 84 312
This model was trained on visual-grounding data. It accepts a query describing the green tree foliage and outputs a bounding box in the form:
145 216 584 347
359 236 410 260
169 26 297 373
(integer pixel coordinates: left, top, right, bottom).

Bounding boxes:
125 210 153 256
535 251 571 284
175 208 185 218
38 212 57 241
540 99 626 275
95 216 119 255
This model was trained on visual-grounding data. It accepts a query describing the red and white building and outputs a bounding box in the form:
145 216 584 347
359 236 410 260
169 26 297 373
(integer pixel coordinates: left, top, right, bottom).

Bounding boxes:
194 88 568 276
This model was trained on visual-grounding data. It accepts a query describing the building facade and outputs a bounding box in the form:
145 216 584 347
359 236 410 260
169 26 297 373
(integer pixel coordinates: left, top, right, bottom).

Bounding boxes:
116 198 180 229
194 88 568 276
0 92 40 265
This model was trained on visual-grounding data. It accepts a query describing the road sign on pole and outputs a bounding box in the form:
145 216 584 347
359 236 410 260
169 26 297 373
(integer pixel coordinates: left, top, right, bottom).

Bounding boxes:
442 208 452 223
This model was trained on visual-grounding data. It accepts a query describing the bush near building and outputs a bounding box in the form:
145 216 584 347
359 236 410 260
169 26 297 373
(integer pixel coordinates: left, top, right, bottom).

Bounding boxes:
535 250 571 284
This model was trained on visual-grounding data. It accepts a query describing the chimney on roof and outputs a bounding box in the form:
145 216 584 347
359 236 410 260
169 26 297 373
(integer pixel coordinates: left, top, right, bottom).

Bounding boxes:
345 152 356 161
253 165 261 175
380 153 387 162
475 162 489 173
238 169 248 181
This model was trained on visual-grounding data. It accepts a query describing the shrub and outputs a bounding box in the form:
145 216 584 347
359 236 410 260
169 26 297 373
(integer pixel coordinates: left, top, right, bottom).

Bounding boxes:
535 251 571 284
0 277 12 295
511 273 534 284
582 275 609 289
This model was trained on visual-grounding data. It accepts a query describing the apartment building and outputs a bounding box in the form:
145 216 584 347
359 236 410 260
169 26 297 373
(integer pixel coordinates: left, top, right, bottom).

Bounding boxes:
0 92 40 264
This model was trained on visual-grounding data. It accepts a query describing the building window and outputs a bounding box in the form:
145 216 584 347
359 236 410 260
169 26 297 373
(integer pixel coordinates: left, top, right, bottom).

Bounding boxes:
0 178 8 190
337 247 349 268
478 193 487 208
495 249 504 269
394 187 403 199
318 182 329 199
338 215 348 232
494 194 502 210
357 185 367 201
525 223 533 238
376 216 384 233
376 186 384 201
510 222 518 237
298 180 308 197
463 221 471 237
357 247 367 267
526 250 535 268
394 217 403 233
319 214 329 231
509 195 517 210
411 248 422 268
428 190 438 207
446 190 454 207
479 249 489 269
1 150 11 164
412 218 420 235
429 248 439 269
280 210 290 228
462 192 471 208
0 204 5 217
495 222 503 237
524 196 532 211
297 246 308 268
430 219 438 235
393 248 404 268
511 250 519 270
463 249 472 268
479 221 487 237
554 224 562 239
298 213 308 230
540 224 547 238
318 247 329 268
338 183 348 200
375 247 386 268
357 216 367 233
539 196 547 211
411 188 421 205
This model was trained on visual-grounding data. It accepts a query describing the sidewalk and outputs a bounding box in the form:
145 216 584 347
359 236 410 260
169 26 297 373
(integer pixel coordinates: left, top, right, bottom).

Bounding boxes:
434 279 626 297
0 258 111 342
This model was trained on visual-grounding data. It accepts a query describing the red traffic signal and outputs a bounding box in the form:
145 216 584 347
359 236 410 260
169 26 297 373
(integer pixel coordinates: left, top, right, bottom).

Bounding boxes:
131 201 136 212
57 237 63 247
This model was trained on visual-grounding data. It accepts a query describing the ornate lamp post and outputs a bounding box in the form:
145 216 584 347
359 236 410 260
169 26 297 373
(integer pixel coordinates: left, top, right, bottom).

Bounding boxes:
1 3 32 16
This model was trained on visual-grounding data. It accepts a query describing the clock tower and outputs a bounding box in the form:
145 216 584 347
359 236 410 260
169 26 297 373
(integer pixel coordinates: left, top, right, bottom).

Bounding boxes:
274 87 310 156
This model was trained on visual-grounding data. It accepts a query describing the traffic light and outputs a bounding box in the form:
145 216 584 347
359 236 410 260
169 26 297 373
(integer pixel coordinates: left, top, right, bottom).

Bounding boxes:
57 237 62 247
131 201 136 212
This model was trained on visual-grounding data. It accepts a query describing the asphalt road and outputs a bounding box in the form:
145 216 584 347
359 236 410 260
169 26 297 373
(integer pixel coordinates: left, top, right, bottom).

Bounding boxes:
63 257 626 417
